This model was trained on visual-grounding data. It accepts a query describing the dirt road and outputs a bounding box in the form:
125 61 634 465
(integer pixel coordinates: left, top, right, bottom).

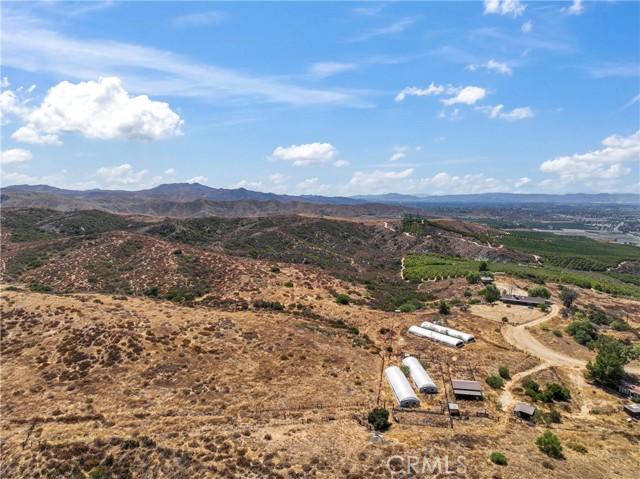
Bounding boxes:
501 303 640 374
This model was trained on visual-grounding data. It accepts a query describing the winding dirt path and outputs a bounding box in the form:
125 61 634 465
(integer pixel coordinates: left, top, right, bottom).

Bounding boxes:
501 305 640 375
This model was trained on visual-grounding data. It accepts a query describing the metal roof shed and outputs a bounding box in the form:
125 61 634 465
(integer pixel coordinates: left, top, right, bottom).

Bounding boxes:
514 402 536 419
452 380 482 392
385 366 420 408
402 356 438 394
624 404 640 419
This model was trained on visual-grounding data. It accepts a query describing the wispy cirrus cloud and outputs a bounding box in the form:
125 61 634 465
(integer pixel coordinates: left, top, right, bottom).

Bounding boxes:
562 0 584 16
173 10 229 27
586 62 639 78
0 10 366 108
468 59 512 75
477 104 534 121
347 16 419 42
309 62 358 79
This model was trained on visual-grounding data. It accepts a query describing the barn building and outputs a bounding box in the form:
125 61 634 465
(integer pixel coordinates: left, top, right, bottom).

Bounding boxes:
500 295 548 307
451 379 483 400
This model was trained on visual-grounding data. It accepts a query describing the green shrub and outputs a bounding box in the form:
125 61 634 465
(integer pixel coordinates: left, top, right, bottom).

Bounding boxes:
498 365 510 380
522 376 540 392
536 431 562 458
336 294 350 305
490 452 507 466
466 273 481 284
270 266 281 273
528 286 551 299
486 375 504 389
29 282 53 293
552 329 563 337
438 300 450 315
567 442 587 454
144 286 160 297
284 281 293 288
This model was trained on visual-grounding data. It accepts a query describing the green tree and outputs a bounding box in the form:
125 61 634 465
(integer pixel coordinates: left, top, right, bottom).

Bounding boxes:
528 286 551 299
367 407 391 431
498 365 510 380
586 336 639 386
536 431 563 458
484 284 501 303
478 261 489 272
438 300 450 315
559 286 578 308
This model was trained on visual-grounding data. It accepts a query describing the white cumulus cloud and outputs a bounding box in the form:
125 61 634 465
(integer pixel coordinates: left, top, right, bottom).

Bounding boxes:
442 86 487 106
521 20 533 33
334 160 350 167
483 0 526 17
0 89 31 125
186 176 208 185
1 148 33 165
271 142 338 167
11 126 61 145
95 163 149 185
514 177 531 188
539 130 639 188
23 77 183 143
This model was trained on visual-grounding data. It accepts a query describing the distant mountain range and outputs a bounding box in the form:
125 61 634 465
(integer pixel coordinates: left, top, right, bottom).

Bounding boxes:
1 183 637 219
351 192 640 205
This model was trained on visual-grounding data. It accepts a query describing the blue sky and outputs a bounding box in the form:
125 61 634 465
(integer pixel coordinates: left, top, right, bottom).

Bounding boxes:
1 0 638 195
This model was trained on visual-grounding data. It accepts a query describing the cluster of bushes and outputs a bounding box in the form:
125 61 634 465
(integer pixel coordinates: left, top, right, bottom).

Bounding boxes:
253 299 285 311
521 377 571 403
566 319 597 345
398 298 423 312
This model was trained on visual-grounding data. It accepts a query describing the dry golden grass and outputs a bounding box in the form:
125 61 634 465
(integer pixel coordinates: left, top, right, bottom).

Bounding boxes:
2 280 639 478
